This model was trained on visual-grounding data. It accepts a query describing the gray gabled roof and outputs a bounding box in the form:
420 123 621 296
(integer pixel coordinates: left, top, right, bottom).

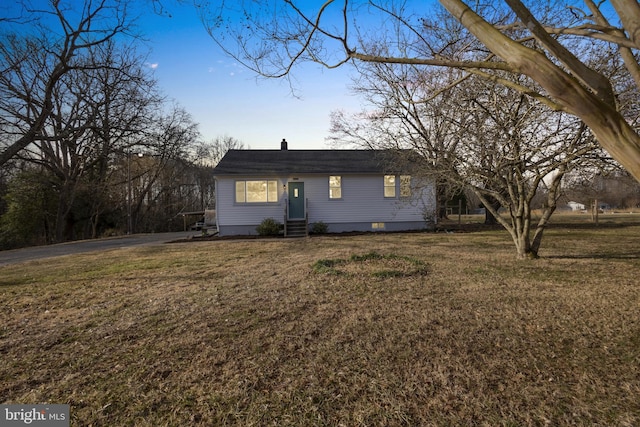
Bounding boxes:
212 149 414 176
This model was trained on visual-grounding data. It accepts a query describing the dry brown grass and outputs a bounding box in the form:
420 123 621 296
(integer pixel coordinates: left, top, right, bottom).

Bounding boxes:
1 220 640 426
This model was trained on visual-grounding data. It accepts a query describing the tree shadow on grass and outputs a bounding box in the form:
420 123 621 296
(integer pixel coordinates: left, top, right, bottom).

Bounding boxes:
546 251 640 260
546 222 640 230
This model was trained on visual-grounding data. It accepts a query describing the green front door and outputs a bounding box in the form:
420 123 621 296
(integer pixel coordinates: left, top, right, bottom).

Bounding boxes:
288 182 305 219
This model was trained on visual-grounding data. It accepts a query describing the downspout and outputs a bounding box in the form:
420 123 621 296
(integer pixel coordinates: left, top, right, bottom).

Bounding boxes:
214 177 220 234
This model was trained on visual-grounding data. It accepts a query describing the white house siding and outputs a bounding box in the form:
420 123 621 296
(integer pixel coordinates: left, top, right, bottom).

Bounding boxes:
214 177 287 235
215 174 437 236
304 175 435 232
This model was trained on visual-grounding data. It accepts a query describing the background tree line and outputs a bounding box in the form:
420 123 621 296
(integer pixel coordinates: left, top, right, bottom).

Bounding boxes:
0 1 241 249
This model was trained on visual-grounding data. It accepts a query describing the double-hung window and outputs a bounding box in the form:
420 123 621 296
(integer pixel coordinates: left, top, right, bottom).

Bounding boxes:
329 176 342 199
235 180 278 203
384 175 396 198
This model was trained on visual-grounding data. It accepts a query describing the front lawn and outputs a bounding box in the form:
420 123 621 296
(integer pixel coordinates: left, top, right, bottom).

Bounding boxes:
1 220 639 425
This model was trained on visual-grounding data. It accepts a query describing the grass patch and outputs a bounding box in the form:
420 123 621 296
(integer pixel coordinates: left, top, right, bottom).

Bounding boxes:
1 224 640 425
312 251 429 278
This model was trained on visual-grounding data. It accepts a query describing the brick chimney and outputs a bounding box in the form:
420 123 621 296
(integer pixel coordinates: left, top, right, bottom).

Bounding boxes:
281 138 288 150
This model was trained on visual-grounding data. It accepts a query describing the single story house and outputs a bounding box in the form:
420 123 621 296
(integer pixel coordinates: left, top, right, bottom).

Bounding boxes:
211 140 437 236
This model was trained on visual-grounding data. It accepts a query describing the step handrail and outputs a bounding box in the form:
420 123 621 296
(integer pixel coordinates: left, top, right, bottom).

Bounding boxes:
305 198 309 237
284 198 288 237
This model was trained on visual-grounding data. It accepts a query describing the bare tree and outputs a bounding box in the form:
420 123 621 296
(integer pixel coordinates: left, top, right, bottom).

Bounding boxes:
331 63 600 258
126 105 202 233
8 38 162 242
0 2 221 243
201 0 640 180
84 41 164 237
0 0 136 166
187 135 244 212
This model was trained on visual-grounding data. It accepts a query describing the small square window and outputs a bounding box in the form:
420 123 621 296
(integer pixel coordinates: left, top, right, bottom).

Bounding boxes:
372 222 385 230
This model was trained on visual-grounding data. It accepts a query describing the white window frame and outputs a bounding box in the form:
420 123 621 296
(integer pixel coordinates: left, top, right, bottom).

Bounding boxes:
384 175 396 198
235 180 279 203
329 175 342 199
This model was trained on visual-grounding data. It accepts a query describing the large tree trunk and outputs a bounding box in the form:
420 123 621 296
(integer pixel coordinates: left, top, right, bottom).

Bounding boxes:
474 190 539 259
513 231 536 260
510 212 538 260
54 190 70 243
54 180 78 242
484 195 501 225
530 166 566 255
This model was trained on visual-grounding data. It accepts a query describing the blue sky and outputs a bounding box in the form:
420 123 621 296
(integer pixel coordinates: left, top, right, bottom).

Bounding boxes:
1 1 431 151
140 4 361 150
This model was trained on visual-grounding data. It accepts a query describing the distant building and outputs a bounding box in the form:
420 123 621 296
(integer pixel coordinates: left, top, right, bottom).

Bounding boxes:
567 201 586 211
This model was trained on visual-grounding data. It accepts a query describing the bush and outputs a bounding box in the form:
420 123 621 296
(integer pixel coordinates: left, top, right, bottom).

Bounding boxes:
256 218 282 236
310 221 328 234
0 171 51 248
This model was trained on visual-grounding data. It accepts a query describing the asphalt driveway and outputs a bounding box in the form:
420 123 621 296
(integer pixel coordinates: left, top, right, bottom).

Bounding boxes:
0 232 196 267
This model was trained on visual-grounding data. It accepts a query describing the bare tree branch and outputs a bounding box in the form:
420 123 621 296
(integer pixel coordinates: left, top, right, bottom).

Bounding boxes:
201 0 640 180
503 0 614 105
0 0 135 166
